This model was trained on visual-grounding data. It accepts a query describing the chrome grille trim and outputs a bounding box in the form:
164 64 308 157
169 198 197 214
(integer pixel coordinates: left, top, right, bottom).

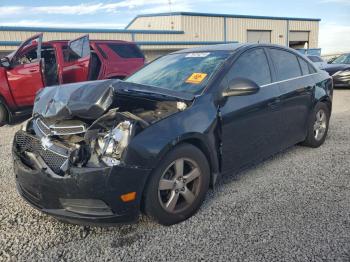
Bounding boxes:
35 118 86 136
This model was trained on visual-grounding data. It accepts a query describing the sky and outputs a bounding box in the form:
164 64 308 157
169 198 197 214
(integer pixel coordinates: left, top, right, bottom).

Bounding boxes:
0 0 349 54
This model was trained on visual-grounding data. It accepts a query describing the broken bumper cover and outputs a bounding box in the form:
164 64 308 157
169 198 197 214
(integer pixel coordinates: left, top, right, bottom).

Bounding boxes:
13 148 151 225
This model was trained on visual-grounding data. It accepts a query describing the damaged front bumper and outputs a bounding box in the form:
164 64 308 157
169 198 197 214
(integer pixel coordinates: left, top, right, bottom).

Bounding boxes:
13 143 151 225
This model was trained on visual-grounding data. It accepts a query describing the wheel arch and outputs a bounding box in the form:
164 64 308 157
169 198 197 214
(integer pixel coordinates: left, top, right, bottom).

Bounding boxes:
0 95 10 123
318 96 332 115
154 134 220 188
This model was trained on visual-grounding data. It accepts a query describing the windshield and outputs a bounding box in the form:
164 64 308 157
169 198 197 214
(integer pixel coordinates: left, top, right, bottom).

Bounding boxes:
126 51 231 94
332 54 350 64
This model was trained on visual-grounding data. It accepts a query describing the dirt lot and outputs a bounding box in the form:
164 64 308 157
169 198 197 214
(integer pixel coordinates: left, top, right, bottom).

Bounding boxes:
0 90 349 262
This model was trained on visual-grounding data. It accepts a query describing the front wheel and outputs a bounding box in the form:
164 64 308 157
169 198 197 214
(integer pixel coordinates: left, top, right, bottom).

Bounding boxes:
143 144 210 225
301 102 330 148
0 102 8 127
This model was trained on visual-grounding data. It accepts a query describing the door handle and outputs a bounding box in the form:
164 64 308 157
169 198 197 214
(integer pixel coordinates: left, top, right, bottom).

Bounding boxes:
29 69 37 73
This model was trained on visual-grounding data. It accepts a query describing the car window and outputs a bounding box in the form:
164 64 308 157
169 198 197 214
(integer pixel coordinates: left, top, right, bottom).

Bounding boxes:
63 36 90 62
226 48 271 86
12 37 41 66
298 57 310 75
126 51 231 94
269 48 302 81
332 54 350 64
308 56 323 62
108 44 144 59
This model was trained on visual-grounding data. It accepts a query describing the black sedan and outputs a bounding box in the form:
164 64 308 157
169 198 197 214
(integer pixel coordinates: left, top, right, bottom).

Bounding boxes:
323 53 350 87
13 43 333 225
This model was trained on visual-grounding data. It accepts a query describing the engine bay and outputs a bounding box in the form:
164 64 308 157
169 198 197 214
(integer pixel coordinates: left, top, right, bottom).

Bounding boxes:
16 96 186 176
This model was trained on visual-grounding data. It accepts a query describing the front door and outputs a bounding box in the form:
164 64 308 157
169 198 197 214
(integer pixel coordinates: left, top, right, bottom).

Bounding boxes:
61 35 91 83
6 33 44 106
219 48 283 173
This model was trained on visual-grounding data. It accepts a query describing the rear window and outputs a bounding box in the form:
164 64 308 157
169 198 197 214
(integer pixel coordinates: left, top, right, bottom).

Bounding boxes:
108 44 144 59
298 57 310 75
269 48 302 81
308 56 323 62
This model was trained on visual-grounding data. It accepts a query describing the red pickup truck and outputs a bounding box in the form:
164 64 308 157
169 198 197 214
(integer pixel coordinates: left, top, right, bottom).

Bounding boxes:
0 33 145 126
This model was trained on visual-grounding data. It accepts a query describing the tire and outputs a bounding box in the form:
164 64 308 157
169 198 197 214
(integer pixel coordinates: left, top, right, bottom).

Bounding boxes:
301 102 330 148
0 102 8 127
143 143 210 225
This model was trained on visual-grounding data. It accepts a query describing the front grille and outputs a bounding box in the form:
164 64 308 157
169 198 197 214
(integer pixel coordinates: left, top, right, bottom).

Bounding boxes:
15 131 69 175
51 126 86 135
35 118 86 136
36 118 51 136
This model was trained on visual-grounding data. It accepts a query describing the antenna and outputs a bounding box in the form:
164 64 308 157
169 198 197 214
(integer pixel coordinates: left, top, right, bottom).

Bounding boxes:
168 0 172 12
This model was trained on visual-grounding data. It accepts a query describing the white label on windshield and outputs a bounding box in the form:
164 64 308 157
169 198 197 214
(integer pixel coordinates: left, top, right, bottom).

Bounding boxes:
185 52 210 58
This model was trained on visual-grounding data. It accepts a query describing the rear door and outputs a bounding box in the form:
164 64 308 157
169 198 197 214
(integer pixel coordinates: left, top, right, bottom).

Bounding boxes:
61 35 90 83
6 33 44 106
267 47 314 148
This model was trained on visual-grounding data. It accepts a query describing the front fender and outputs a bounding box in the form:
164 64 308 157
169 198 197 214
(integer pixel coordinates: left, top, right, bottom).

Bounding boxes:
122 95 220 172
0 67 16 109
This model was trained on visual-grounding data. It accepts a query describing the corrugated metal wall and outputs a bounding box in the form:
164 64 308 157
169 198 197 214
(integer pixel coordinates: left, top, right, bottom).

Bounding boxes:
0 14 320 54
226 18 287 45
181 15 225 41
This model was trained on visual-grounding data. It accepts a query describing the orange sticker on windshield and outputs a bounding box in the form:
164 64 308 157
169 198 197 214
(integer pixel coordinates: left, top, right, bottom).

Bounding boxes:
185 73 208 84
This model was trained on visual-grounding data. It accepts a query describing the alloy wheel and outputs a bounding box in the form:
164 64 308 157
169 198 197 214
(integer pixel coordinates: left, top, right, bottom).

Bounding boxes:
158 158 202 213
313 109 327 141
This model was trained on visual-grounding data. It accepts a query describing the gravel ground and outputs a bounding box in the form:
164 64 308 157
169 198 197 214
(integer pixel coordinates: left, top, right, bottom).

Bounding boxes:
1 90 350 262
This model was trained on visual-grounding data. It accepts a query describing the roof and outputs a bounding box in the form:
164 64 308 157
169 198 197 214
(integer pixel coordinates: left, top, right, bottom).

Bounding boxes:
125 11 321 29
172 43 308 55
0 26 183 35
173 43 246 53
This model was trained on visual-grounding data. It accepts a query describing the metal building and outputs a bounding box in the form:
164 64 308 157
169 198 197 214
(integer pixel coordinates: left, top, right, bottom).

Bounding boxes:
0 12 320 61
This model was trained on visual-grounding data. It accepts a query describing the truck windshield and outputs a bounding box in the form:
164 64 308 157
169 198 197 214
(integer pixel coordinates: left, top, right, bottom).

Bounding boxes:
126 51 231 94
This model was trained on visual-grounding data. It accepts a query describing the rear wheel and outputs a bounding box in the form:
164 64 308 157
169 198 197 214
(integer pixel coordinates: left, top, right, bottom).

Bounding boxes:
143 144 210 225
0 102 8 127
301 102 330 148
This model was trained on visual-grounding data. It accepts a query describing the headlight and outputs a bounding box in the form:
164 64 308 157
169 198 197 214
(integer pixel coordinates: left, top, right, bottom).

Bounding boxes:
97 121 132 165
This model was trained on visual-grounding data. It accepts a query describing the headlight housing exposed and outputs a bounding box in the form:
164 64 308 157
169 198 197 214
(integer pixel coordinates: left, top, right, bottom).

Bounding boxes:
97 120 132 166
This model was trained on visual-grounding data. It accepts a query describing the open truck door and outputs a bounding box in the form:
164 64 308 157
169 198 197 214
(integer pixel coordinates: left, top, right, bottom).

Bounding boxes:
62 35 91 84
6 33 44 106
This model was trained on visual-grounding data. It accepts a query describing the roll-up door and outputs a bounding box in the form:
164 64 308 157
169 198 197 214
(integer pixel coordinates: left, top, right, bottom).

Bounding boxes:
289 31 309 42
247 30 271 44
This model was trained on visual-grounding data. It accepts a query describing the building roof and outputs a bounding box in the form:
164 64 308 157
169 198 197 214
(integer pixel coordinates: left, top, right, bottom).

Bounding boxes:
125 11 321 29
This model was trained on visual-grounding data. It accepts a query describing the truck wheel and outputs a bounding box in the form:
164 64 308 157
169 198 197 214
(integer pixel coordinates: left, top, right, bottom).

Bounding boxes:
143 144 210 225
0 103 8 127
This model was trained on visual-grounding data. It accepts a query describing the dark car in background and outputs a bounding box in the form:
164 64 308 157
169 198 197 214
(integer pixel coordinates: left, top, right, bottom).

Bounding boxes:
13 43 333 225
322 53 350 87
0 33 145 126
307 55 327 69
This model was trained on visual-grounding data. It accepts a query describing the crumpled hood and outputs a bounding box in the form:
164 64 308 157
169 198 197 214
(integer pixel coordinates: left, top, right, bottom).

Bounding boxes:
33 80 115 120
33 79 194 120
323 64 350 75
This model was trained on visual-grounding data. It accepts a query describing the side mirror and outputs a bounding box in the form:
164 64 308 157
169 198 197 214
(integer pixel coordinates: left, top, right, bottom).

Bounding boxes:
0 57 11 68
222 78 260 97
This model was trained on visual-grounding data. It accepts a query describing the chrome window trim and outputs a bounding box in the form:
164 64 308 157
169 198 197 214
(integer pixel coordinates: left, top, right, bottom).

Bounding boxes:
260 73 319 88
